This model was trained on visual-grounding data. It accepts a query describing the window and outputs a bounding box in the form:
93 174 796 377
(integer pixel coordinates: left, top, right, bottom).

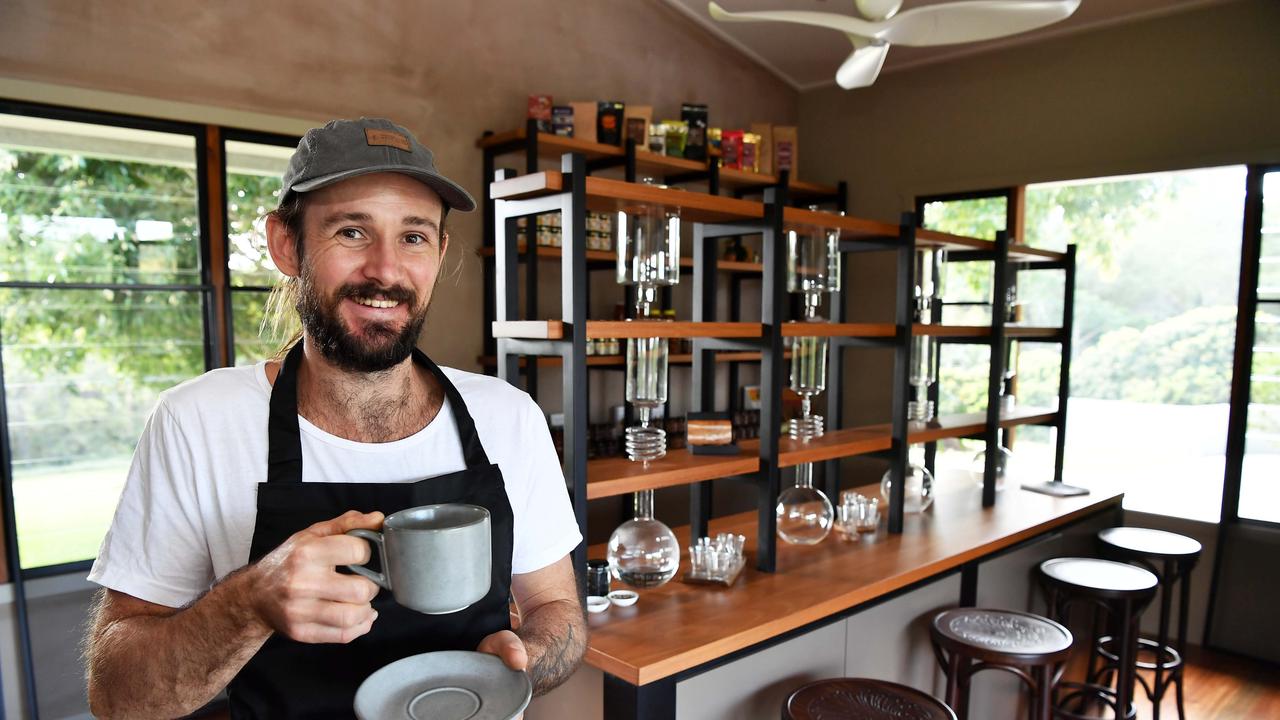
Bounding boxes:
1027 167 1246 522
0 106 300 573
0 108 209 570
224 133 295 365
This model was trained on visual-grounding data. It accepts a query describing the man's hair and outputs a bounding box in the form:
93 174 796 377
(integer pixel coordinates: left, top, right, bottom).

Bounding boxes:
260 191 453 360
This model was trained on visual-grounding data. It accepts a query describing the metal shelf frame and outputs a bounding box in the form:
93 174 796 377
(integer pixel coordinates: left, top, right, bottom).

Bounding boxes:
483 147 1077 576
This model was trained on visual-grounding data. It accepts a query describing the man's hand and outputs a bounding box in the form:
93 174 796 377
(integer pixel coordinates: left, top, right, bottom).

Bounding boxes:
247 510 385 644
476 629 529 671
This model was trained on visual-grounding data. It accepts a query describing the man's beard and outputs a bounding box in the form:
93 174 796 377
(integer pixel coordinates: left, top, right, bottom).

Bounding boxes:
296 275 429 373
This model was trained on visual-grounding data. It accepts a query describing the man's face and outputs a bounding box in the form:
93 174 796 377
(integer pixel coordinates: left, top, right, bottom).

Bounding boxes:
293 172 448 373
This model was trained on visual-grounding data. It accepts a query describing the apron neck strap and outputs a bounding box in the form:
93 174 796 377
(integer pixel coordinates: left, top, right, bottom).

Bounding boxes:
266 343 491 484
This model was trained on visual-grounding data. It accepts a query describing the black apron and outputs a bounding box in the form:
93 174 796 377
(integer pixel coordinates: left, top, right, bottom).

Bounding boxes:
227 343 515 719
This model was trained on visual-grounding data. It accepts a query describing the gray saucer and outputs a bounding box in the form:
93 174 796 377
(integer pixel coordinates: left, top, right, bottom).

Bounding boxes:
355 651 533 720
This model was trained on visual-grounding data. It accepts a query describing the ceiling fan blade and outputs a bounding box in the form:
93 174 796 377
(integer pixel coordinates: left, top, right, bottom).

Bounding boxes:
877 0 1081 46
708 2 878 37
835 40 890 89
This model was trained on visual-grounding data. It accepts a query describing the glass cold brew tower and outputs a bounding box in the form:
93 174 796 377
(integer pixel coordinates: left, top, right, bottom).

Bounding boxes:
909 248 946 423
776 217 840 545
607 189 681 587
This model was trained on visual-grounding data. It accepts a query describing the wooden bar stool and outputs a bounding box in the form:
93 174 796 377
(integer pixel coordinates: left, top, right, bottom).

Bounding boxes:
783 678 956 720
1096 527 1202 720
930 608 1073 720
1038 557 1158 720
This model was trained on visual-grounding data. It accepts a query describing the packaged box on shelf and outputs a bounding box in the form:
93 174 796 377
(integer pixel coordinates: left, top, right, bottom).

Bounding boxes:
570 101 598 143
552 105 574 137
528 94 553 133
774 125 798 177
751 122 773 175
597 101 625 146
624 105 652 149
721 130 744 169
682 103 708 161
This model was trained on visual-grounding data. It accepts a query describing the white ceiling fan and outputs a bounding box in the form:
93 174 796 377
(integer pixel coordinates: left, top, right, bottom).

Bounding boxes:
708 0 1082 89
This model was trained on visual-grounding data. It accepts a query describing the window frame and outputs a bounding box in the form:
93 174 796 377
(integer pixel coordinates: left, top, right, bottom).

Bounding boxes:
0 98 241 579
219 127 299 366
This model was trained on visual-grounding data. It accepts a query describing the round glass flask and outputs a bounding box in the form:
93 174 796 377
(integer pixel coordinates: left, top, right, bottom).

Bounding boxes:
607 489 680 588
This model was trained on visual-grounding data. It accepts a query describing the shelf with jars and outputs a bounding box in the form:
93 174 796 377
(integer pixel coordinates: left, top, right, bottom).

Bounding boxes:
478 120 843 202
484 148 1078 580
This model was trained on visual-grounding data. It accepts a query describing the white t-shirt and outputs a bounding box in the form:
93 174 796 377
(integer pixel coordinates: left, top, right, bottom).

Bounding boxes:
87 362 581 609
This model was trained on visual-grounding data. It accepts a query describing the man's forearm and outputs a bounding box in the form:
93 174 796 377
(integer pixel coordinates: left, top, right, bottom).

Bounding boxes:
515 597 587 695
86 570 272 719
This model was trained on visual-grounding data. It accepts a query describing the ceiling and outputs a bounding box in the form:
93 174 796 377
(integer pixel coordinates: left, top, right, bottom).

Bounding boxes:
663 0 1239 90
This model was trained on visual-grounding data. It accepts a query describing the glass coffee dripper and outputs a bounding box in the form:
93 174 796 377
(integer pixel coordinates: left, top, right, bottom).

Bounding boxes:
786 214 841 321
971 444 1015 492
606 489 680 588
616 179 681 319
909 247 946 423
624 336 669 462
777 335 834 545
880 445 935 513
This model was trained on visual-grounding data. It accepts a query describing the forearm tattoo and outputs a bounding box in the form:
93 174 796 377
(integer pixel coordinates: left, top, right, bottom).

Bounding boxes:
521 600 586 696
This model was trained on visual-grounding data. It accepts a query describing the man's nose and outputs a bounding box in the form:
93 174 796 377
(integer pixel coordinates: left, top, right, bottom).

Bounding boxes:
360 237 401 282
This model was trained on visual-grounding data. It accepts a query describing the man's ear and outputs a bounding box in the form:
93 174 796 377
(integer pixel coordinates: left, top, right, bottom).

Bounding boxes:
265 214 301 278
439 231 449 261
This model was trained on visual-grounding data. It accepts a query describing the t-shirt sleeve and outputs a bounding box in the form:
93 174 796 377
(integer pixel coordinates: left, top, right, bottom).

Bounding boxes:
86 399 214 608
509 396 582 575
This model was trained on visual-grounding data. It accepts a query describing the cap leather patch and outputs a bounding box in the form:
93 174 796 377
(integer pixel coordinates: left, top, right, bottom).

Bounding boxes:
365 128 411 152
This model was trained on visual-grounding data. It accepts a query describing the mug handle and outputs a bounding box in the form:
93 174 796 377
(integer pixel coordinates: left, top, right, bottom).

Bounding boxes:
345 528 391 591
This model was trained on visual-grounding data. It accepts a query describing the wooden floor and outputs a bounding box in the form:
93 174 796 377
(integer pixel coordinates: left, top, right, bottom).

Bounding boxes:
1134 646 1280 719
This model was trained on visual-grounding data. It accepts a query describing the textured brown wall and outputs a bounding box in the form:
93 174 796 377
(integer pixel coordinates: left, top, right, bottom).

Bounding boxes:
0 0 798 370
799 0 1280 427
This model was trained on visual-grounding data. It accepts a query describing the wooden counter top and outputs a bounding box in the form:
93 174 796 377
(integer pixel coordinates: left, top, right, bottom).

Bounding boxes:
584 483 1122 685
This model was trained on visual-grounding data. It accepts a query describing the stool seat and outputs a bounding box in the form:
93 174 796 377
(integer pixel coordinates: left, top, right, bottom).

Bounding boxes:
1040 557 1158 597
930 609 1070 720
783 678 956 720
933 608 1073 663
1098 527 1202 559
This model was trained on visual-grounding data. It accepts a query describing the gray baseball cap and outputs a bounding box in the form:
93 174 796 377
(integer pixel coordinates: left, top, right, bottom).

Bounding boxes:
279 117 476 212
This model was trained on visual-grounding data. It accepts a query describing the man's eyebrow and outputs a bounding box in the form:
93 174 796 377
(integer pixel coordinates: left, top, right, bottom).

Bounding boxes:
318 211 440 235
402 215 441 234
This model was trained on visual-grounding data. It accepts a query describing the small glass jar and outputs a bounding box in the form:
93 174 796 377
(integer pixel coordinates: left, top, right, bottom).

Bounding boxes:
586 559 611 597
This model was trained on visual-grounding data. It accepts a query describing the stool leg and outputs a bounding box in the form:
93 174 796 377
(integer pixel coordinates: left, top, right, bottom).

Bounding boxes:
1116 598 1139 720
1152 559 1175 720
1034 665 1052 720
955 656 973 720
1175 562 1193 720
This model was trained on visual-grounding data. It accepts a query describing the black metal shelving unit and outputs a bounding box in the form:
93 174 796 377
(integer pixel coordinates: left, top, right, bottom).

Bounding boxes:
479 132 1078 575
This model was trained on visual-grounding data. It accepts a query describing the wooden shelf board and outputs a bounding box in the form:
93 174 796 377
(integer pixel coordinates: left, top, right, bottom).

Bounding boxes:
490 320 765 340
477 351 789 368
913 323 990 337
491 320 565 340
490 170 564 200
789 179 841 198
586 320 763 339
477 129 624 162
908 407 1059 444
716 259 764 273
586 449 760 500
778 426 893 467
915 227 991 252
1009 245 1066 262
783 207 898 241
912 324 1062 339
477 244 614 264
1006 326 1065 339
584 485 1124 685
584 177 764 224
635 151 707 175
781 322 897 338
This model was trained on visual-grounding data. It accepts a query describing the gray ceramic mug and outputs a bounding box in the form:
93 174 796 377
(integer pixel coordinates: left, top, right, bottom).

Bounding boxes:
346 503 492 615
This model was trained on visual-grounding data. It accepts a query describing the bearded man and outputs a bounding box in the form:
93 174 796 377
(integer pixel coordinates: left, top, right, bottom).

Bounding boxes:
82 118 585 718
